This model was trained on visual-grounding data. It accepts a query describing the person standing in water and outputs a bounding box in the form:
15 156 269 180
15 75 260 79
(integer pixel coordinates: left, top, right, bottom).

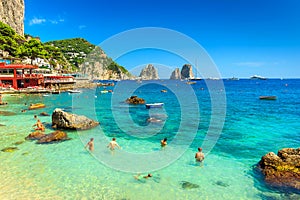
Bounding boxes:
195 147 205 166
85 138 94 151
107 138 121 150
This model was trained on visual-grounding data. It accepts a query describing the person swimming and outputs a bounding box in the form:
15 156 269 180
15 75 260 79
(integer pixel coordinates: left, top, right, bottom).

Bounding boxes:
85 138 94 151
161 138 167 147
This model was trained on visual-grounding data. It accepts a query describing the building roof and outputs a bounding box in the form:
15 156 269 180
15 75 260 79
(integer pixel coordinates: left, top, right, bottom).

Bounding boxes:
0 63 38 69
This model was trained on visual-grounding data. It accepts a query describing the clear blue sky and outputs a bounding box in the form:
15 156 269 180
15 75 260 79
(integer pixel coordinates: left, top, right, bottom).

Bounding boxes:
24 0 300 78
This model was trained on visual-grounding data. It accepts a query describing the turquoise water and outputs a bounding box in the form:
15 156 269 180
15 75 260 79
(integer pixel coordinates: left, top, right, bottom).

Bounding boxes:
0 79 299 199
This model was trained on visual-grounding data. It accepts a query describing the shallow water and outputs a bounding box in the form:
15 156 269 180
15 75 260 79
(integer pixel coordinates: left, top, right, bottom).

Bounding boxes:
0 79 299 199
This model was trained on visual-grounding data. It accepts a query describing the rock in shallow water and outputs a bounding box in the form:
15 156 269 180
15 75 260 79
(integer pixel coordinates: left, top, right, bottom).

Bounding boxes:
52 108 99 130
1 147 19 152
25 131 46 140
181 181 200 189
257 148 300 192
37 130 69 144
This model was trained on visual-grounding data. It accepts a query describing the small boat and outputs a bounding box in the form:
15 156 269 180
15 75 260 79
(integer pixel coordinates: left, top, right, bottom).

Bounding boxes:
145 103 164 109
228 77 239 81
28 103 46 110
259 96 277 100
250 75 267 80
67 90 81 93
161 89 167 93
43 94 50 97
52 91 60 94
186 81 196 85
100 90 108 94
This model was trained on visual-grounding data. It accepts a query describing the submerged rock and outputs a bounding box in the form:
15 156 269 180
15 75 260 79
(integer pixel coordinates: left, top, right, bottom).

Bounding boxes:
52 108 99 130
181 181 200 189
25 131 46 140
0 110 16 116
13 141 25 145
125 96 145 105
37 130 69 144
1 147 19 152
257 148 300 192
40 112 50 116
214 181 229 187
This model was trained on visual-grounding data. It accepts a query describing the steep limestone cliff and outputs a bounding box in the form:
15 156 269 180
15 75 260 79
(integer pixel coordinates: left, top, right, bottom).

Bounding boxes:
170 68 181 79
0 0 24 35
139 64 159 80
181 64 194 79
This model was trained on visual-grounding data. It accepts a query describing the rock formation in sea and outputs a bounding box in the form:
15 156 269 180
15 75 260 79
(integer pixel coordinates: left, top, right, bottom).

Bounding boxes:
257 148 300 192
52 108 99 130
25 131 46 140
125 96 145 104
170 68 181 80
139 64 159 80
37 131 69 144
181 64 194 79
0 0 24 35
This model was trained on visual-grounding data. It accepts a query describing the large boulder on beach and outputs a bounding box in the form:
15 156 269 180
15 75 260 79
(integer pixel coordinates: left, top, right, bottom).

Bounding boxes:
257 148 300 192
52 108 99 130
125 96 145 105
25 131 46 140
37 130 69 144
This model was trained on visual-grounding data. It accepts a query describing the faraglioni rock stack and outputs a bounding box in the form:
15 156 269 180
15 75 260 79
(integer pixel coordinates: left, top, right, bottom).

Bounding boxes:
139 64 159 80
0 0 24 35
52 108 99 130
181 64 194 79
257 148 300 192
170 68 181 79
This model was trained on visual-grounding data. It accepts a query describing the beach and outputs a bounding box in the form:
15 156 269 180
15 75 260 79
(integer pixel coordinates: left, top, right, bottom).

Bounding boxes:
0 79 300 199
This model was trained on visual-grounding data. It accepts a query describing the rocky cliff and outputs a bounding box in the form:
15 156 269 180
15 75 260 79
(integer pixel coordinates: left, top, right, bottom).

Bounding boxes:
139 64 159 80
0 0 24 35
170 68 181 79
181 64 194 79
79 46 132 80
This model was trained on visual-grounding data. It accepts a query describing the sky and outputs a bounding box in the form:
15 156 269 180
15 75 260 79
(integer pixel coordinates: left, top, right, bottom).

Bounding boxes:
24 0 300 78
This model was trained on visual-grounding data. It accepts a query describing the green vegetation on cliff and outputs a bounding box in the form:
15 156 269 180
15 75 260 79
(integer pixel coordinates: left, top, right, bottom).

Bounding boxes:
0 21 130 77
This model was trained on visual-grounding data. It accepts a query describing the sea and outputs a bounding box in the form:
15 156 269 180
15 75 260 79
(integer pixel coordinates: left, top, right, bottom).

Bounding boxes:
0 79 299 200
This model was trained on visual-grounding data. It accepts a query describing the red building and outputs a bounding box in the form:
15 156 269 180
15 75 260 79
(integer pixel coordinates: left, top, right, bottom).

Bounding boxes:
0 63 44 89
0 63 75 90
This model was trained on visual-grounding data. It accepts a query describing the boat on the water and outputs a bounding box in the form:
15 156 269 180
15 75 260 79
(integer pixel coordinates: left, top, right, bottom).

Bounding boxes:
67 90 81 93
228 77 239 81
52 90 60 94
250 75 267 80
28 103 46 110
145 103 164 109
100 90 108 94
259 96 277 100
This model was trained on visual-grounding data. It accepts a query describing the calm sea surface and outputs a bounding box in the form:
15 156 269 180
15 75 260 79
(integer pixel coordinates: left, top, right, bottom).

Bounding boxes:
0 79 299 199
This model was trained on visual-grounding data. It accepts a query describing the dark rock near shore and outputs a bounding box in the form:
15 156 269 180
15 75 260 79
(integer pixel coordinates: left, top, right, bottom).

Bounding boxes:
37 130 69 144
52 108 99 130
257 148 300 192
40 112 50 116
181 181 199 189
125 96 145 105
25 131 46 140
1 147 19 152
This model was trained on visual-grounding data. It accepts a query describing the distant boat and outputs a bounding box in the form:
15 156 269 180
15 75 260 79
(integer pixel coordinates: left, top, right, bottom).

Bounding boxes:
100 90 108 94
145 103 164 109
259 96 277 100
186 81 196 85
189 77 202 81
250 75 267 80
67 90 81 93
228 77 239 81
161 89 167 93
52 91 60 94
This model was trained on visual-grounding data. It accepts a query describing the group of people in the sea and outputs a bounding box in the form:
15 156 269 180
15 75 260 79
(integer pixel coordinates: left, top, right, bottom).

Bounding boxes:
84 136 205 180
